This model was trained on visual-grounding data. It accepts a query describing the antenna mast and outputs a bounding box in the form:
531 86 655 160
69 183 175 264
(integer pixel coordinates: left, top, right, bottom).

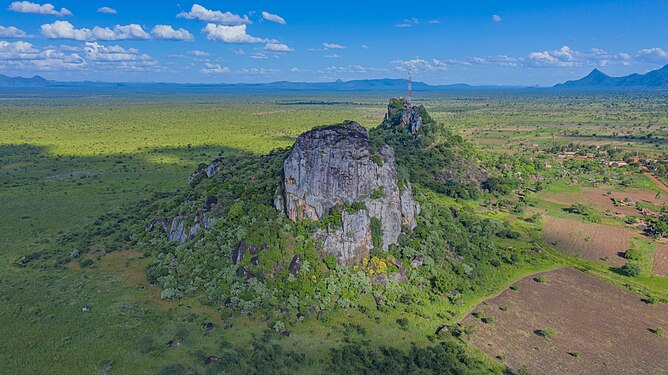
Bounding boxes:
408 64 413 104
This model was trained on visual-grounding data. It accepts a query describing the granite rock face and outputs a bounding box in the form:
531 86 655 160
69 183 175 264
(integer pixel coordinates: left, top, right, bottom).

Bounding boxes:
275 121 419 265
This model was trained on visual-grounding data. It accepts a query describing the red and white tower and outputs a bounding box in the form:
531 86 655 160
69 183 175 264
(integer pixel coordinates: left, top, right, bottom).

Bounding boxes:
407 64 413 104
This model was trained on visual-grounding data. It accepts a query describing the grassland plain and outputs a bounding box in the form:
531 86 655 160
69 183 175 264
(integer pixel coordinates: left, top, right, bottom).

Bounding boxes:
1 91 667 374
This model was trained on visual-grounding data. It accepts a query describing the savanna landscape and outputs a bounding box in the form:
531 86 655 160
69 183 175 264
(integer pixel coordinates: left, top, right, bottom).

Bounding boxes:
2 90 667 374
2 1 668 375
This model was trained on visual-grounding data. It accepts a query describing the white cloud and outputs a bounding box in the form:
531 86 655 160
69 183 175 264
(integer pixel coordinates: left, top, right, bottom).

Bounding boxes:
187 50 210 57
201 63 229 74
528 45 577 67
262 11 286 25
428 19 441 24
41 21 91 41
233 48 246 55
178 4 250 26
8 1 71 16
240 67 280 75
393 58 448 71
0 40 84 70
152 25 194 41
322 65 385 74
202 24 268 44
395 18 420 28
290 67 301 72
249 52 268 59
360 44 369 49
323 43 345 49
97 7 117 14
325 54 341 59
265 42 293 52
0 26 28 38
492 14 502 22
41 21 151 41
84 42 150 62
637 48 668 63
92 24 150 41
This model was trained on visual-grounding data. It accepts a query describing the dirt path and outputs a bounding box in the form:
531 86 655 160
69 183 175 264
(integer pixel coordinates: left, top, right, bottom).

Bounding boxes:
644 173 668 194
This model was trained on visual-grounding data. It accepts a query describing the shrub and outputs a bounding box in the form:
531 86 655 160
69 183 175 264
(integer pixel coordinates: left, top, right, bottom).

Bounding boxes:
323 255 337 270
620 263 641 277
534 275 548 283
624 247 643 261
396 318 409 330
537 327 556 338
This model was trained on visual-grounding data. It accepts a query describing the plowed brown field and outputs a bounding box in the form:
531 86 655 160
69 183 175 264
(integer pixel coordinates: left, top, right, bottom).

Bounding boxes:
463 268 668 375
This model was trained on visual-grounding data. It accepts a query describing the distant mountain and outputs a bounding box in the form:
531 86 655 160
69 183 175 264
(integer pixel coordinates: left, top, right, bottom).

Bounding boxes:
555 64 668 89
0 74 50 87
0 75 520 92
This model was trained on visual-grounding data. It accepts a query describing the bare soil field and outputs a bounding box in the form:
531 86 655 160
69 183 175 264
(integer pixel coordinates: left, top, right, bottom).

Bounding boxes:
542 216 631 265
654 245 668 276
541 186 668 217
462 268 668 375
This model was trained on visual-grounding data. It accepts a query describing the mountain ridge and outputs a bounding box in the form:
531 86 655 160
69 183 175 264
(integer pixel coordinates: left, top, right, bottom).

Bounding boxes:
555 64 668 88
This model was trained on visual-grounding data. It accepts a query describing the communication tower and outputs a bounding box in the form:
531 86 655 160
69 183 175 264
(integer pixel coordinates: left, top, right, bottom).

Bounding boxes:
408 64 413 104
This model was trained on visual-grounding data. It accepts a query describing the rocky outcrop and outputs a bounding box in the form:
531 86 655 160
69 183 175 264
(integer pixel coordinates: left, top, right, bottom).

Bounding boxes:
167 211 216 243
188 157 224 185
384 98 423 134
275 121 419 265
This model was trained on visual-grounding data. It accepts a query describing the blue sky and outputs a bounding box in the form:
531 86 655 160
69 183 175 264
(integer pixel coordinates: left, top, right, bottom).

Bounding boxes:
0 0 666 85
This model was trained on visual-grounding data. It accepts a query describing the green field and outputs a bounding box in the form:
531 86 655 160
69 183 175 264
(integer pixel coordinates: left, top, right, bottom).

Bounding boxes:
2 91 667 374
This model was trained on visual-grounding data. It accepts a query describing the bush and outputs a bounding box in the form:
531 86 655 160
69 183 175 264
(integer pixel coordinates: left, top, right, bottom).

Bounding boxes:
620 263 641 277
396 318 409 330
537 327 556 338
624 247 643 261
323 255 337 270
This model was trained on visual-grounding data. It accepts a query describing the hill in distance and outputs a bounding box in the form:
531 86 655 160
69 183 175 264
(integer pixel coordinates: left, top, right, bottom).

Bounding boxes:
555 64 668 88
0 73 517 91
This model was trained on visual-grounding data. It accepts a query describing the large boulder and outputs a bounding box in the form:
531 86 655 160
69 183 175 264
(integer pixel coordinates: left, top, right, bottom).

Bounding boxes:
275 121 419 265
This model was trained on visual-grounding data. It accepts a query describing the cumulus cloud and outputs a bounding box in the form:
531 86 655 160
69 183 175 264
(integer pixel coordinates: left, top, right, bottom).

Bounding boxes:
321 65 385 74
93 24 150 41
202 24 268 44
637 48 668 63
323 43 345 49
262 11 286 25
240 67 280 75
8 1 71 16
265 42 293 52
393 58 448 71
492 14 502 22
0 40 84 70
84 42 150 62
97 7 117 14
41 21 151 41
151 25 194 41
528 45 577 66
187 50 210 57
178 4 250 25
466 45 636 68
41 21 91 41
201 63 229 74
0 26 28 38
